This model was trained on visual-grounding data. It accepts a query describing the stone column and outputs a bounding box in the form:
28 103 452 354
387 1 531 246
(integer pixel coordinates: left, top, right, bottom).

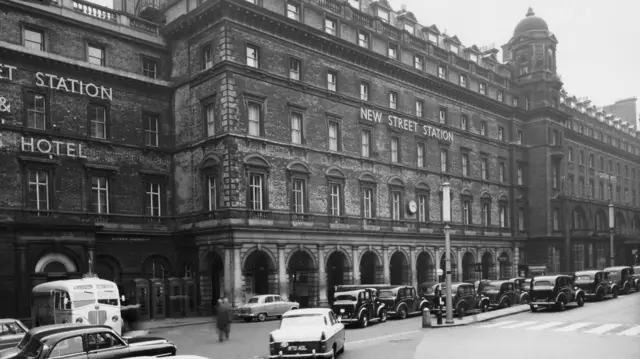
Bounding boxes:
434 248 441 281
277 245 287 297
223 247 232 298
456 249 463 282
87 244 95 275
351 246 360 285
232 246 242 307
15 244 29 317
382 246 390 284
317 245 327 307
513 246 520 277
410 247 417 289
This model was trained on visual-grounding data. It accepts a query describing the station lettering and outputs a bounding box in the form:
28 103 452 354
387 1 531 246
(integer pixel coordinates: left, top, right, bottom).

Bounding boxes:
21 136 88 158
360 108 454 142
597 172 618 183
0 63 17 81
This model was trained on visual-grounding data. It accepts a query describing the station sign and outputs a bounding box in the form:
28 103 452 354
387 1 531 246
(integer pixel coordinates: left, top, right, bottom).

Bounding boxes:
360 107 454 142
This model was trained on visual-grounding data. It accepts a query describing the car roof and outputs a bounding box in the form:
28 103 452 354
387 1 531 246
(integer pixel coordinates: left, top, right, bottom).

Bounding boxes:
132 357 209 359
334 289 362 297
575 270 602 275
487 280 509 285
603 266 630 271
30 324 112 342
282 308 330 317
0 318 21 324
533 275 565 281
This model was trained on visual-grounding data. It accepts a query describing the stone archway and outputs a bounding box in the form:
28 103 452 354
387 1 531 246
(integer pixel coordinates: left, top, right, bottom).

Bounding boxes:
389 251 409 285
498 251 512 279
481 251 496 280
416 252 434 284
360 251 381 284
243 250 277 297
95 255 122 285
326 251 350 305
288 250 316 308
439 252 457 282
35 253 78 274
462 252 475 281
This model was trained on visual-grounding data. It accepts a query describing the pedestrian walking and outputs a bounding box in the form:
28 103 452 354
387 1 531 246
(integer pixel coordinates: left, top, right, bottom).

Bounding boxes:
216 297 231 342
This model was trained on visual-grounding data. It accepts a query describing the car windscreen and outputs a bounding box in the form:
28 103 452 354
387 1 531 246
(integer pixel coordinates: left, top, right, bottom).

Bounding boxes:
576 275 592 281
379 290 394 298
280 314 326 329
334 294 356 301
247 297 260 304
18 335 43 358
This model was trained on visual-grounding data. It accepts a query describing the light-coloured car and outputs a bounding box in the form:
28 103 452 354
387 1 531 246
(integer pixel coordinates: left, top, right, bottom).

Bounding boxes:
269 308 345 359
236 295 299 322
0 319 27 350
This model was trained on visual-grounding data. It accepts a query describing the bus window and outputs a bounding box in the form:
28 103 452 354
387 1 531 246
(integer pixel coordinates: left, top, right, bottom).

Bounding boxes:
97 291 119 306
72 291 95 309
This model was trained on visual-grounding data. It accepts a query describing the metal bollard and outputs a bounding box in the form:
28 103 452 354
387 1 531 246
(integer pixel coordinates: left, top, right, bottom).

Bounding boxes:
436 309 443 325
421 308 432 328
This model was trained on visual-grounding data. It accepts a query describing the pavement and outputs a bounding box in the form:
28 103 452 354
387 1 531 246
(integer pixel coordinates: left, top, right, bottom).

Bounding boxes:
146 291 640 359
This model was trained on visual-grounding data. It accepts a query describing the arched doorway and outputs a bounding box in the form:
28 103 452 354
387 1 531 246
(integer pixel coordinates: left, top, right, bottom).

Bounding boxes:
498 252 512 279
462 252 475 281
481 252 495 280
389 251 409 285
211 253 224 309
243 250 275 296
95 255 121 286
326 251 349 305
288 250 315 308
360 251 380 284
416 252 434 284
439 252 457 282
35 253 78 281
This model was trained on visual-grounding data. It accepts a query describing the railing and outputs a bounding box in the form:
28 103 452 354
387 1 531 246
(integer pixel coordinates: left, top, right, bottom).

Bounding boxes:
316 0 342 14
352 10 373 28
73 0 117 22
130 17 161 35
382 22 401 39
405 34 426 50
4 208 171 227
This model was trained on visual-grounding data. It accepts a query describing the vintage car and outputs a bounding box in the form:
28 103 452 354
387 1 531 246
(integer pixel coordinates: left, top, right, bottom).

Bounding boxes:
575 270 618 300
508 277 531 304
331 288 386 328
0 319 28 350
269 308 345 359
418 282 443 311
604 266 635 295
529 274 586 312
0 324 176 359
235 295 300 322
632 265 640 291
377 285 430 319
477 280 518 309
437 282 489 317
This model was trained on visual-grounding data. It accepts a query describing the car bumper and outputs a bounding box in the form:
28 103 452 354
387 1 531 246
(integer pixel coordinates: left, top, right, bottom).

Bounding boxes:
235 313 258 318
269 350 334 358
530 301 556 306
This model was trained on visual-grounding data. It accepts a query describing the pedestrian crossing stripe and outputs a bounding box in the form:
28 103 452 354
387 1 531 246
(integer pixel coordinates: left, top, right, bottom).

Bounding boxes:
477 321 640 336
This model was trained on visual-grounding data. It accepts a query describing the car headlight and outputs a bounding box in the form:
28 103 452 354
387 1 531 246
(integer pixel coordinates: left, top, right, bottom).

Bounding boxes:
340 309 345 313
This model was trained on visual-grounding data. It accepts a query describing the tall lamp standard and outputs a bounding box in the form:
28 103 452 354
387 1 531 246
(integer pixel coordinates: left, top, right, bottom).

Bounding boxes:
442 182 454 324
608 202 615 267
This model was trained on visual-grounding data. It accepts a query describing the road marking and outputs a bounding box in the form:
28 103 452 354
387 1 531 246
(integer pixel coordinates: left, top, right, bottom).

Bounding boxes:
553 322 592 332
478 320 517 328
616 325 640 336
501 321 537 329
584 323 623 335
526 322 566 331
348 330 421 346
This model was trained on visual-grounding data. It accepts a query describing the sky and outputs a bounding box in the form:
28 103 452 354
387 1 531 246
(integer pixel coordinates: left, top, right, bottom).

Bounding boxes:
93 0 639 119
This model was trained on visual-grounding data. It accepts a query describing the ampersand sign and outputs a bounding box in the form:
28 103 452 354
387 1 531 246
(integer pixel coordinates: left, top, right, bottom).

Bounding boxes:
0 97 10 113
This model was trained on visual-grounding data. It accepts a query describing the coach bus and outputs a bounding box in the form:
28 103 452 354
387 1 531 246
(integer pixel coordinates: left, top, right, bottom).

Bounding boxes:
31 277 122 334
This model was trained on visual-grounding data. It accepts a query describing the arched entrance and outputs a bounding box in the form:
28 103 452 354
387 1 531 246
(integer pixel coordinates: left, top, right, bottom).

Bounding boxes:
95 255 121 285
389 251 409 285
360 251 381 284
462 252 475 281
288 250 316 308
243 250 276 296
326 251 349 305
416 252 434 284
498 252 512 279
211 253 224 308
35 253 78 281
481 252 495 280
439 252 457 282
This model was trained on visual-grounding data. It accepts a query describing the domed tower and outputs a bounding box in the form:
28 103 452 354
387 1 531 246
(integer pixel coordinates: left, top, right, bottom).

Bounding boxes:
502 8 562 109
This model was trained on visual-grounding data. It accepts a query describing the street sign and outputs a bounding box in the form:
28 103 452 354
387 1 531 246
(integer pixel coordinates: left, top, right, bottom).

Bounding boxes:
436 269 443 276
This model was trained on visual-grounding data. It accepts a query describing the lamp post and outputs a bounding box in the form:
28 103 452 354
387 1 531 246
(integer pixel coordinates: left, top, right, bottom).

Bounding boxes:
608 202 615 267
442 182 454 324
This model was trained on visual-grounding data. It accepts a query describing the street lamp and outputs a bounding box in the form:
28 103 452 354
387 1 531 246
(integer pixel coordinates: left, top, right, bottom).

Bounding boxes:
442 182 454 324
608 202 615 267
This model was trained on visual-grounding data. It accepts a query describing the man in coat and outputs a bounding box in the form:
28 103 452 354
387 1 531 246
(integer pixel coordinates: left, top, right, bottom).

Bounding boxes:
216 297 232 342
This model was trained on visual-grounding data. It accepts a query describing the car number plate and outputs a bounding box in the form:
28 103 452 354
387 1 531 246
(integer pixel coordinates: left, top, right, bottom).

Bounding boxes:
342 315 349 319
287 345 307 351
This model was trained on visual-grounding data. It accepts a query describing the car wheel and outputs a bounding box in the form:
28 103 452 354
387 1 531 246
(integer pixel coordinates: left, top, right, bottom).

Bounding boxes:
398 306 408 320
457 306 466 319
360 313 369 328
244 317 252 322
521 297 529 305
291 307 298 311
612 288 619 299
623 284 630 295
481 302 489 313
530 304 537 312
596 291 604 302
500 298 511 309
577 295 585 307
556 299 566 312
257 313 267 322
329 345 336 359
379 309 387 323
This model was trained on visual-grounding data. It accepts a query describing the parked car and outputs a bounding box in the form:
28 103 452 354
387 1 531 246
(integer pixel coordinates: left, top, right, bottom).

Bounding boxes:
235 295 300 322
478 280 518 309
574 270 618 301
332 288 386 328
604 266 634 295
377 285 431 319
0 319 28 350
508 277 531 304
268 308 345 359
443 282 489 318
529 274 585 312
0 324 176 359
632 265 640 291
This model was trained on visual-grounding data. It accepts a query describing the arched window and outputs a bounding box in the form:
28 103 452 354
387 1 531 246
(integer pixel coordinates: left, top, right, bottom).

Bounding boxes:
150 261 165 279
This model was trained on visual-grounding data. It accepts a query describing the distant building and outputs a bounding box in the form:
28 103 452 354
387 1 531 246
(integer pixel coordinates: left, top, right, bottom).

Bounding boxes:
604 98 638 128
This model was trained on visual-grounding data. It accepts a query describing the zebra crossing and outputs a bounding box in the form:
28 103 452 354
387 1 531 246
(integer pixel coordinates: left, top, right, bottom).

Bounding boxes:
477 319 640 337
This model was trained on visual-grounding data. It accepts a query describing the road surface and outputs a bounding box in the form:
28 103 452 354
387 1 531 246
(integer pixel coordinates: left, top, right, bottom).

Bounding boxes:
155 291 640 359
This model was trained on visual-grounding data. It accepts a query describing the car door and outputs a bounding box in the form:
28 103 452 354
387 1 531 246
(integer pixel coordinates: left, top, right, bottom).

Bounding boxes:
329 311 345 351
263 296 275 316
404 287 416 312
86 332 130 359
0 322 26 350
273 296 287 315
47 335 89 359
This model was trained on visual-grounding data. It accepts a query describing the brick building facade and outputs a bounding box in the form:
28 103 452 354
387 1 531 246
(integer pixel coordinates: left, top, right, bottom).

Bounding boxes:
0 0 638 319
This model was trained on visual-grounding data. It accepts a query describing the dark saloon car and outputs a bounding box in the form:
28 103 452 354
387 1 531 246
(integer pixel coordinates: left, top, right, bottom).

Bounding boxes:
332 288 385 328
440 282 488 318
604 266 635 295
632 265 640 291
377 285 430 319
0 324 177 359
529 275 586 312
0 319 28 350
477 280 518 309
508 277 531 304
574 270 618 301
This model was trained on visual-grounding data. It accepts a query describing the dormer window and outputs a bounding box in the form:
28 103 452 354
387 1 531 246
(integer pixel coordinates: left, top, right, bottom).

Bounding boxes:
469 53 478 63
450 44 459 54
404 23 414 34
570 101 576 108
428 33 438 44
580 106 586 113
377 8 389 22
559 96 565 103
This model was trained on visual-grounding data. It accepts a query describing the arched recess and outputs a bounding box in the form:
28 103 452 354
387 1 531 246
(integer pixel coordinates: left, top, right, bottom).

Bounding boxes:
498 251 512 279
325 167 345 179
416 182 430 192
35 253 78 273
243 154 271 169
615 212 626 229
439 251 458 282
287 249 317 307
201 155 222 211
242 247 277 296
95 255 122 284
572 206 587 229
359 250 382 285
481 251 496 280
594 209 607 231
200 250 225 311
326 248 351 305
632 215 640 233
142 255 172 279
358 172 377 183
199 155 222 171
416 250 434 284
388 176 405 187
461 251 475 281
389 250 410 285
287 161 312 174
